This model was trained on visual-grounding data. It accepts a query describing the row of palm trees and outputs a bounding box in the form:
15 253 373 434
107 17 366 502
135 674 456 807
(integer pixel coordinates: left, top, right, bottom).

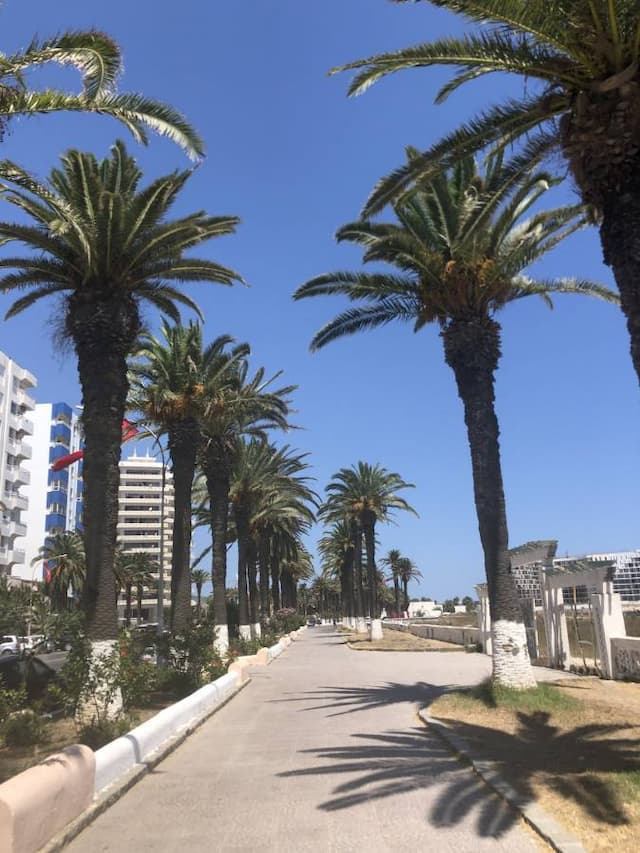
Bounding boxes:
293 1 638 687
316 462 416 638
380 550 423 615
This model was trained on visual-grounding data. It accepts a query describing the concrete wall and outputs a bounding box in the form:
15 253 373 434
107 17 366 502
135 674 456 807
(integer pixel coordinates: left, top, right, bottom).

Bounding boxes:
0 745 95 853
385 621 480 647
611 636 640 681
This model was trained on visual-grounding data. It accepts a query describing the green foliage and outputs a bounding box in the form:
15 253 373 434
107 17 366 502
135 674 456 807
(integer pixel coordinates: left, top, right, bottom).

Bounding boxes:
157 618 226 698
272 608 305 634
77 717 134 751
118 635 157 709
2 709 47 747
0 687 27 724
228 637 263 658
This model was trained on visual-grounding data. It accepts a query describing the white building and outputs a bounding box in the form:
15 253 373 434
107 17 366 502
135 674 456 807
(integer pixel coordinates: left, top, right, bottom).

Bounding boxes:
21 403 83 580
561 551 640 603
0 353 36 578
117 452 174 622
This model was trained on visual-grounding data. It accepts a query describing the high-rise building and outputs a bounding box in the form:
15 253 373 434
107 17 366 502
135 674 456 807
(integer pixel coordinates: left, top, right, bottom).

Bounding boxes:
117 452 174 622
0 352 36 578
563 551 640 603
21 403 83 580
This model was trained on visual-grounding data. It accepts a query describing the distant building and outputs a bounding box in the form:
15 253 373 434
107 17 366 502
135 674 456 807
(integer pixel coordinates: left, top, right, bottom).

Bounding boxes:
117 452 174 622
21 403 83 580
407 600 442 618
555 551 640 603
0 353 36 578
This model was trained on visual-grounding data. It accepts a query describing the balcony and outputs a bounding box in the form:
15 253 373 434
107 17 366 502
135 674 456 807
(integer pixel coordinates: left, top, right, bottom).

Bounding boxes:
5 467 30 486
3 493 28 511
0 547 25 566
17 389 36 410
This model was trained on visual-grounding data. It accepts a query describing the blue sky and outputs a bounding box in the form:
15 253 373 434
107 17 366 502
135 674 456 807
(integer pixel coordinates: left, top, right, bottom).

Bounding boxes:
0 1 636 602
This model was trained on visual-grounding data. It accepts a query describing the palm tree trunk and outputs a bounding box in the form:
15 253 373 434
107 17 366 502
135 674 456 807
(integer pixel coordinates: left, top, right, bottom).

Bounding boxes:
402 578 409 611
393 576 401 615
599 195 640 386
71 296 139 644
168 421 198 634
196 583 202 620
443 316 535 689
258 537 270 623
351 521 366 633
137 584 143 625
234 508 251 640
362 513 377 619
125 583 132 628
270 553 281 612
205 461 231 655
247 539 260 638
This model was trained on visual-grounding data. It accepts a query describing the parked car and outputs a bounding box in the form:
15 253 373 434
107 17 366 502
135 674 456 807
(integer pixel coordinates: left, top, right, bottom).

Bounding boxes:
0 635 20 656
0 647 68 699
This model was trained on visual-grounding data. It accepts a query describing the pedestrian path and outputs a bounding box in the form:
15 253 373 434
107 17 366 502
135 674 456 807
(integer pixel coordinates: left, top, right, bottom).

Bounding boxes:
67 628 538 852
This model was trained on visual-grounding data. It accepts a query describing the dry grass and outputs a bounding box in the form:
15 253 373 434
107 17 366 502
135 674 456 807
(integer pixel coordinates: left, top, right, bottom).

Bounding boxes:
347 627 464 652
429 677 640 851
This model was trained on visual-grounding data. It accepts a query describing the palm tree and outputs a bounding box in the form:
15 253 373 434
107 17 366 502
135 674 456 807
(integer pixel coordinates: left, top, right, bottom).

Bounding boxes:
333 0 640 385
231 440 316 635
380 549 403 615
318 520 356 626
130 323 246 634
397 557 423 612
295 153 617 686
35 531 85 612
114 549 136 627
0 30 203 158
191 568 210 621
321 463 416 640
0 142 242 649
199 357 293 652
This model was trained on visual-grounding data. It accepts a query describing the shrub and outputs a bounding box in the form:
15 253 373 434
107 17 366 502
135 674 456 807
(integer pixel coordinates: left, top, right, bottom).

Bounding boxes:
0 686 26 724
156 618 226 698
3 709 47 747
118 635 157 709
78 717 133 750
272 608 304 634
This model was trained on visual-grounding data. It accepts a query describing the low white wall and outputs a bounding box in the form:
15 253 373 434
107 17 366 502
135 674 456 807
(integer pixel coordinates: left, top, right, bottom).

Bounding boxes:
385 621 480 647
611 636 640 682
95 671 239 796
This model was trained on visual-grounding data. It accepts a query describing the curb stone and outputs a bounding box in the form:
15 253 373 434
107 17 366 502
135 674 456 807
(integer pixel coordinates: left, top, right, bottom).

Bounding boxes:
418 710 586 853
41 679 251 853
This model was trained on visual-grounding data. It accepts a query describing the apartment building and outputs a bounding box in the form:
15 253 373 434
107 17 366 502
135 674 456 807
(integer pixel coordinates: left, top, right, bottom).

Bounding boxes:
21 403 83 579
117 452 174 622
0 353 36 578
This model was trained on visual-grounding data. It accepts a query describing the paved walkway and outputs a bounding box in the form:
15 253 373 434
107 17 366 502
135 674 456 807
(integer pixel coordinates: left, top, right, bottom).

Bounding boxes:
68 628 539 852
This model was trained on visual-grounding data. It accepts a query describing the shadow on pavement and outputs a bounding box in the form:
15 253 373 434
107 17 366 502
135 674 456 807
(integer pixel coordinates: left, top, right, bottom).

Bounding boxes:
270 681 450 716
279 727 520 838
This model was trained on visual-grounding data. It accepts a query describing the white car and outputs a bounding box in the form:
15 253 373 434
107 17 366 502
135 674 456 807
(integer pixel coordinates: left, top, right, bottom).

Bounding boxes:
0 635 20 656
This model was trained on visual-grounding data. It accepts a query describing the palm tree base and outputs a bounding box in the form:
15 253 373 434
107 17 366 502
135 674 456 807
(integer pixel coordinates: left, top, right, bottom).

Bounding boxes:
491 619 536 689
354 617 367 634
239 624 252 641
214 624 229 657
75 640 124 726
251 622 261 639
369 618 384 641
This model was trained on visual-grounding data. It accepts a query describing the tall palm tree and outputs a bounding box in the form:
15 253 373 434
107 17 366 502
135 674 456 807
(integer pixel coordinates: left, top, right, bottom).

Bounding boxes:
318 520 356 626
199 357 293 652
321 463 416 640
130 323 245 634
296 153 617 686
380 548 404 615
397 557 423 612
0 142 242 648
231 440 316 635
191 568 210 620
0 30 203 158
35 531 85 613
333 0 640 385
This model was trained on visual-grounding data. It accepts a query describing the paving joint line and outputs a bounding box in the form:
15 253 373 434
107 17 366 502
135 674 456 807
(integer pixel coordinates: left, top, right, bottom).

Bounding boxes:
417 709 586 853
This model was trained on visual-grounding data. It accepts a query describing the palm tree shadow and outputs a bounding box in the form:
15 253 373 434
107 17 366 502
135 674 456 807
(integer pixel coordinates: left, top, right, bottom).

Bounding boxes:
280 727 523 837
270 681 451 716
276 682 640 835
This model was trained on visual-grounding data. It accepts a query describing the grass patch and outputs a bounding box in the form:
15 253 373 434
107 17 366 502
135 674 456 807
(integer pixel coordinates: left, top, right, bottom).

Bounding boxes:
470 678 581 713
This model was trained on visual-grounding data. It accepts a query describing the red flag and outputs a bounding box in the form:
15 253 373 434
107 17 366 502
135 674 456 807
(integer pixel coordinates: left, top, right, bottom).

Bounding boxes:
43 559 54 583
51 420 140 471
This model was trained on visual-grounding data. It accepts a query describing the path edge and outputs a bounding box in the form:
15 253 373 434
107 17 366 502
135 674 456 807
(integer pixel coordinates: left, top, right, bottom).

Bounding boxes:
417 709 586 853
40 679 251 853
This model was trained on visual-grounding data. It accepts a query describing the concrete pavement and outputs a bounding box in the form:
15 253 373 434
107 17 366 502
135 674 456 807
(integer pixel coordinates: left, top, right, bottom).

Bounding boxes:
67 628 539 852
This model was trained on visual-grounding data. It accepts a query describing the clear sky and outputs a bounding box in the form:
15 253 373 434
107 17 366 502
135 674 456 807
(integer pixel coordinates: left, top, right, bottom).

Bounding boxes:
0 1 636 602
